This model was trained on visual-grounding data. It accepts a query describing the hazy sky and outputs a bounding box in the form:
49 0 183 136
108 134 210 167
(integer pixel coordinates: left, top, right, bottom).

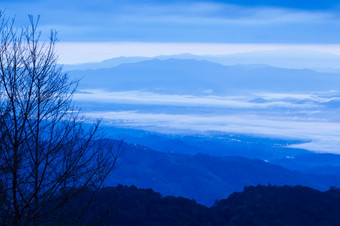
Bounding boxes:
2 0 340 43
2 0 340 63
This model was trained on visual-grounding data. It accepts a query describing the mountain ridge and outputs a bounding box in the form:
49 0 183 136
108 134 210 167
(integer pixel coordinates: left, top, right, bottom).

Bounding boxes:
63 50 340 73
69 58 340 95
105 140 340 206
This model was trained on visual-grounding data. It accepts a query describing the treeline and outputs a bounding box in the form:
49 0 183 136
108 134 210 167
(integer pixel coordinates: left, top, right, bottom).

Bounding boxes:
38 184 340 225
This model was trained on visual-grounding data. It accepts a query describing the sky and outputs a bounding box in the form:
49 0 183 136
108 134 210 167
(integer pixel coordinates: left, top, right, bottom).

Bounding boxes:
2 0 340 43
2 0 340 63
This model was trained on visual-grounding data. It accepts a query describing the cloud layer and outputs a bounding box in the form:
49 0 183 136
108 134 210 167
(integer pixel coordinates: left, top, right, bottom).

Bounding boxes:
85 110 340 154
75 90 340 154
2 1 340 43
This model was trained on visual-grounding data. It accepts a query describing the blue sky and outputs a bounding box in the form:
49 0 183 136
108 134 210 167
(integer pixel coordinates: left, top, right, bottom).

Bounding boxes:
2 0 340 43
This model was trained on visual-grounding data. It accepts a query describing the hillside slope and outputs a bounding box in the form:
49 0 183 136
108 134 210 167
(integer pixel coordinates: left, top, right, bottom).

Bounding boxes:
106 141 340 206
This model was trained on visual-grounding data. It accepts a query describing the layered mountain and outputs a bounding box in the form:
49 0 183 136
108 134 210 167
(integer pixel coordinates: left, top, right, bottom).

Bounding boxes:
106 140 340 206
64 51 340 73
68 59 340 95
102 126 309 160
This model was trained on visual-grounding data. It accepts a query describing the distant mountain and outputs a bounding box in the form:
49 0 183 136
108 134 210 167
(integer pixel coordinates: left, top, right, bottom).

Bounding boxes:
106 140 340 206
63 50 340 73
68 59 340 95
63 53 201 71
205 50 340 73
102 126 340 178
272 153 340 175
62 56 150 71
102 126 309 160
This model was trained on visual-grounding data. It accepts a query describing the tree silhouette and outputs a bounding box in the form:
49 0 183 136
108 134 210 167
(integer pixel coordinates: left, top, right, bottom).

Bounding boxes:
0 13 120 225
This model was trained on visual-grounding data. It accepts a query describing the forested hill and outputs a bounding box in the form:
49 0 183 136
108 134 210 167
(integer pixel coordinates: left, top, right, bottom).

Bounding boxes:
46 184 340 226
105 141 340 206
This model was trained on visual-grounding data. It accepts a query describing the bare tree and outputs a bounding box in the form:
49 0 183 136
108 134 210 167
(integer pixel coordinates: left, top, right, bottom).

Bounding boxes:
0 13 120 225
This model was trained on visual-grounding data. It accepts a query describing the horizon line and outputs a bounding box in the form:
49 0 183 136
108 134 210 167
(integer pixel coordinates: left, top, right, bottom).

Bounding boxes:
56 42 340 64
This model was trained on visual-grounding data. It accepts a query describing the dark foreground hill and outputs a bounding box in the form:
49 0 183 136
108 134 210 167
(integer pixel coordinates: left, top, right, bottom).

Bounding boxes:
44 185 340 226
106 141 340 206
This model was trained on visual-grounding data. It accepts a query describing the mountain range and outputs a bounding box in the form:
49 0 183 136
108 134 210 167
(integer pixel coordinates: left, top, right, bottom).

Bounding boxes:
63 53 340 207
63 51 340 73
106 139 340 206
68 58 340 95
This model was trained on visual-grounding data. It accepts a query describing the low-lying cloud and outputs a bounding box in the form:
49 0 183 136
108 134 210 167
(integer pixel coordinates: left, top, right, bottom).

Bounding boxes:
75 90 320 109
86 110 340 154
77 90 340 154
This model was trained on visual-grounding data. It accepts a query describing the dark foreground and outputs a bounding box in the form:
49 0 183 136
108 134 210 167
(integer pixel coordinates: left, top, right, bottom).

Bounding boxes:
41 184 340 226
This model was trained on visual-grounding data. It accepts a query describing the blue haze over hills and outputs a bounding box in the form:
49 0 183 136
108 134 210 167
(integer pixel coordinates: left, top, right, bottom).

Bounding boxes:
67 56 340 154
2 0 340 214
65 54 340 204
64 51 340 73
69 58 340 94
105 140 340 206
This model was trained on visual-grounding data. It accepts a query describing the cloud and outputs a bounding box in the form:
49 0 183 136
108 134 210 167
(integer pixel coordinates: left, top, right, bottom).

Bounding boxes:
119 3 335 25
85 110 340 154
74 90 318 109
255 92 340 103
75 90 340 154
2 1 340 43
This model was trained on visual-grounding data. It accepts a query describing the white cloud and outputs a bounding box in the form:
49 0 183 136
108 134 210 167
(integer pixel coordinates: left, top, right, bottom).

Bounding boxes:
74 90 317 109
255 92 340 103
85 110 340 154
3 1 340 44
115 2 336 25
75 90 340 154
